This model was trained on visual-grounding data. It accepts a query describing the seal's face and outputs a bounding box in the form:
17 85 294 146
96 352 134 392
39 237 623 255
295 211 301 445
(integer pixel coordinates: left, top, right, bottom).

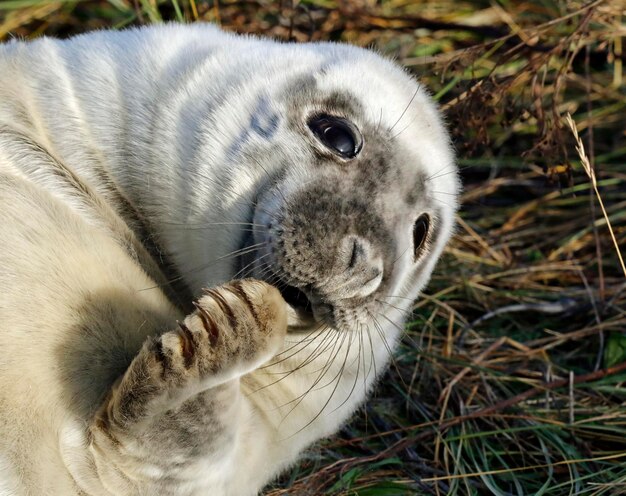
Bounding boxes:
237 51 459 332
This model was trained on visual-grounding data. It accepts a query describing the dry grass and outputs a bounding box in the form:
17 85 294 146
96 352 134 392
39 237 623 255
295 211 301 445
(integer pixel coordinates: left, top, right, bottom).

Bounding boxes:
2 1 625 494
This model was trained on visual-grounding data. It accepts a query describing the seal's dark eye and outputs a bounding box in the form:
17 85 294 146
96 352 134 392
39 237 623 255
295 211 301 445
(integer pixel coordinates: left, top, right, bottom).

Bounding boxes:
413 214 430 260
308 114 363 159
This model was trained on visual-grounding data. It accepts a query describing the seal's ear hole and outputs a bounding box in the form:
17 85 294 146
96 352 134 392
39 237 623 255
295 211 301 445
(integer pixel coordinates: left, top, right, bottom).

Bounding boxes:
413 214 430 260
307 114 363 159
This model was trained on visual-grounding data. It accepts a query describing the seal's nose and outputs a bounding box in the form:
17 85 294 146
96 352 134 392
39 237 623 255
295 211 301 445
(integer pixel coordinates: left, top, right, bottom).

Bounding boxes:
320 235 383 301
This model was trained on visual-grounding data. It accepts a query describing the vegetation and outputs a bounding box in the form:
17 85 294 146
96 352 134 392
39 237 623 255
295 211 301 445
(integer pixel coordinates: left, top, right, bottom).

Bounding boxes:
2 1 625 494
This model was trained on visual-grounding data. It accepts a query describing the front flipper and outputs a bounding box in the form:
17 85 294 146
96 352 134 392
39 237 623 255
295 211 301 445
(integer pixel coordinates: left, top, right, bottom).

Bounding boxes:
89 279 287 495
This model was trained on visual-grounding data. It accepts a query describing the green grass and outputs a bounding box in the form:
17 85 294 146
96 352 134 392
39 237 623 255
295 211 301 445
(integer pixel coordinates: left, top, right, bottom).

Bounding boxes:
2 0 625 494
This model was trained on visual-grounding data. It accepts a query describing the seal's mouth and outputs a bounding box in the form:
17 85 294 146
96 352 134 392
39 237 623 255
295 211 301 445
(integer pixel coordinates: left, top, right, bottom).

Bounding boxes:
276 281 321 329
280 284 312 313
236 229 319 328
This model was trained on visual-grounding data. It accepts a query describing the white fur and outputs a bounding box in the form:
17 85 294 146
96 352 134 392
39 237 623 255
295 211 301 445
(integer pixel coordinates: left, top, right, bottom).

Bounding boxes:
0 24 459 495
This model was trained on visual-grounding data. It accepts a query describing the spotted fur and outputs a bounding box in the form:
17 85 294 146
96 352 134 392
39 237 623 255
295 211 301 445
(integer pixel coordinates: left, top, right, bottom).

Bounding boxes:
0 24 459 495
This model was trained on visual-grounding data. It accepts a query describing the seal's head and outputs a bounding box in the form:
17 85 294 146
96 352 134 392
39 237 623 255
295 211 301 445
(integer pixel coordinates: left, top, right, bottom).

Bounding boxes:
233 43 459 332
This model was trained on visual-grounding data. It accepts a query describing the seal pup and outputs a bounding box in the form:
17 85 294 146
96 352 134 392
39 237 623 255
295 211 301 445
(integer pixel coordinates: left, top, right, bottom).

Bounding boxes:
0 23 459 495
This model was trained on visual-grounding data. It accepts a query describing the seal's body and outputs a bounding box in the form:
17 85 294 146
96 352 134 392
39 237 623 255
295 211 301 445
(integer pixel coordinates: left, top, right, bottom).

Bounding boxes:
0 24 458 495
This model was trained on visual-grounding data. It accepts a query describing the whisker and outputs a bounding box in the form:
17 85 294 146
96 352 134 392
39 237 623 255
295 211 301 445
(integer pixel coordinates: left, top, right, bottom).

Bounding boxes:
262 322 333 372
364 322 377 382
138 242 267 292
160 221 265 228
425 164 469 183
249 155 289 205
231 253 272 280
367 310 404 389
375 298 409 315
388 85 420 134
163 226 257 233
276 331 345 424
329 328 362 414
376 107 383 133
282 330 352 437
390 113 418 141
378 294 416 301
391 246 411 267
431 196 456 210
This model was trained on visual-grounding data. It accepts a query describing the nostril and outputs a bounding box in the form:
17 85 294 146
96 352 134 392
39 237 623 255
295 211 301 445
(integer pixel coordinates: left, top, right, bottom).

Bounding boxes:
343 236 371 271
348 239 365 269
329 236 384 300
342 236 382 275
